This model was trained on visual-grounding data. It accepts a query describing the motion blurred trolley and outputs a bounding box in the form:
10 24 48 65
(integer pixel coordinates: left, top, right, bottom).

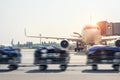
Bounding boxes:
0 46 21 70
34 46 70 71
86 45 120 71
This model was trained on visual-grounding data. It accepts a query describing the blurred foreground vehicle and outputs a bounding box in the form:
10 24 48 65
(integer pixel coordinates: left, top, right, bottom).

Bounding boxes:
34 46 70 71
86 45 120 71
0 46 21 70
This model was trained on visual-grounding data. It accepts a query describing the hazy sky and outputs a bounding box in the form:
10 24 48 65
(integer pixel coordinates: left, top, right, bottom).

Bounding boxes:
0 0 120 45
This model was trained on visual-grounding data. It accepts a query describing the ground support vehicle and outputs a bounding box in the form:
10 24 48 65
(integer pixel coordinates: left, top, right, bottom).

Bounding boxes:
34 46 70 71
0 47 21 70
86 45 120 71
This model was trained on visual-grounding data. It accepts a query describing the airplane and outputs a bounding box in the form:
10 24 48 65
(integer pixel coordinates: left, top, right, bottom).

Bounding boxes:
24 24 120 50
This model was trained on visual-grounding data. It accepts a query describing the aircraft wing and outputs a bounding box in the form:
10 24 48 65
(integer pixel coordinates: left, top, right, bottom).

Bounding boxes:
24 28 82 41
101 36 119 41
25 35 81 41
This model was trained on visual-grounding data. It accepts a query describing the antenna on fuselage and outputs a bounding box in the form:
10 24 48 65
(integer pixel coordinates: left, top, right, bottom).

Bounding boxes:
90 15 92 24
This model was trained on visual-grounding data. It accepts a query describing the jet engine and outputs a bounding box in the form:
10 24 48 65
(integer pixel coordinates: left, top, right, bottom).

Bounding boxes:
115 40 120 47
60 40 69 48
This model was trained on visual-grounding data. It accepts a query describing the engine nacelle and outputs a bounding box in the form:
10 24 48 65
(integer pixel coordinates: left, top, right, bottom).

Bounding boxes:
60 40 69 48
115 40 120 47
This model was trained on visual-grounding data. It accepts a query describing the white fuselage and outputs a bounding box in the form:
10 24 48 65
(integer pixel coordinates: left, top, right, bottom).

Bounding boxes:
82 25 101 45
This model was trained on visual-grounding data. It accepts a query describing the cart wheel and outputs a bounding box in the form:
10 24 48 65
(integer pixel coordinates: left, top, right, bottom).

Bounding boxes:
60 65 67 71
8 65 18 70
39 65 47 71
112 65 119 71
92 64 98 71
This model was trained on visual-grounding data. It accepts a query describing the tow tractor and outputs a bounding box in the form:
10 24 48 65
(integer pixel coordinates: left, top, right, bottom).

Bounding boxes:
0 46 21 70
34 46 70 71
86 45 120 71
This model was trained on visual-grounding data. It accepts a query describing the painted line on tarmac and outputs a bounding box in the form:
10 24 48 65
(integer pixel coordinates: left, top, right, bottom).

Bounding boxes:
19 64 35 67
68 64 88 67
19 64 88 67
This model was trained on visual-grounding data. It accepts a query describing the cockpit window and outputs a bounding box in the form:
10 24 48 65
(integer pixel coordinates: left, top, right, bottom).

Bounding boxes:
83 25 100 30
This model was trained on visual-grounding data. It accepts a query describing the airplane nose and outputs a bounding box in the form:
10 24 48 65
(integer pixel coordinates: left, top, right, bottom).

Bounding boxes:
82 29 101 45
